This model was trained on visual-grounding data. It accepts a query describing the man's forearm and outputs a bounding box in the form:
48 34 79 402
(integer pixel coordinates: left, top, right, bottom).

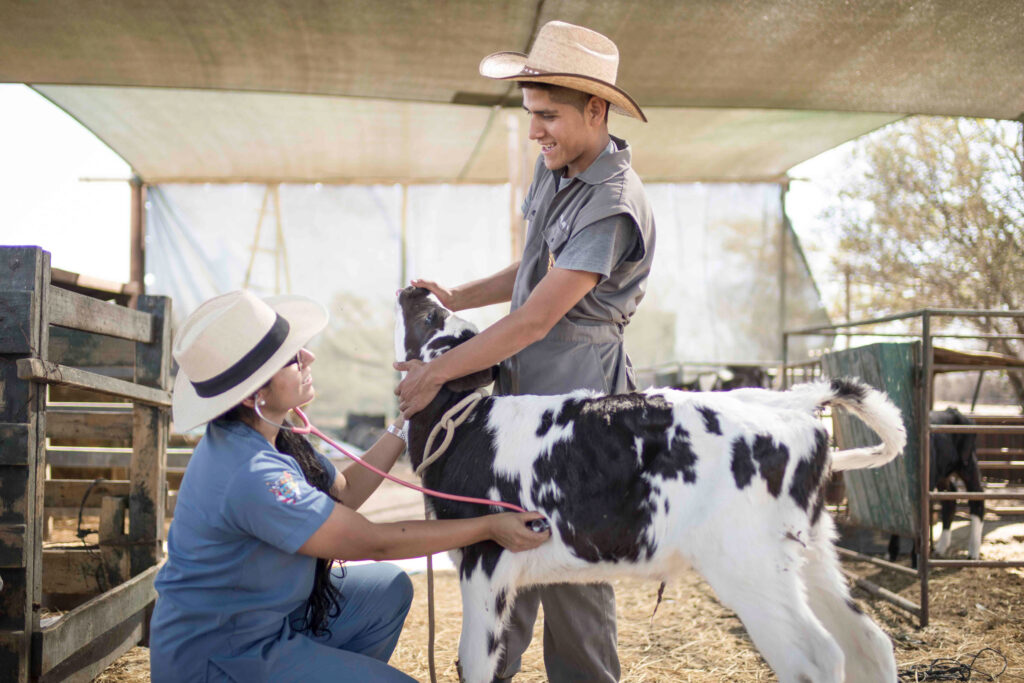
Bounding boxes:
430 306 545 384
450 261 519 311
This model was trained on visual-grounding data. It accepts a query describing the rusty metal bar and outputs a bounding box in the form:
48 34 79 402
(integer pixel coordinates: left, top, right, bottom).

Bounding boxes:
840 569 921 618
929 491 1024 500
929 559 1024 568
933 363 1024 373
836 547 919 577
919 311 933 627
931 424 1024 435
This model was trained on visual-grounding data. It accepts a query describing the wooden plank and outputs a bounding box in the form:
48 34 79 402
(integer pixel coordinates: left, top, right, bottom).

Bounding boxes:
99 497 129 588
130 295 171 575
44 480 130 509
48 327 135 370
37 610 143 683
0 248 46 357
130 406 168 574
0 566 28 628
0 290 35 354
0 423 31 465
47 285 152 343
45 448 192 470
47 385 130 404
41 549 107 595
823 343 920 538
17 359 171 407
0 246 49 683
50 268 136 306
0 525 26 568
46 410 133 447
37 563 159 675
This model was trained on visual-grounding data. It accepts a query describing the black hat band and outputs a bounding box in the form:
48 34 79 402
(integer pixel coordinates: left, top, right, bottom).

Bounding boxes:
191 314 290 398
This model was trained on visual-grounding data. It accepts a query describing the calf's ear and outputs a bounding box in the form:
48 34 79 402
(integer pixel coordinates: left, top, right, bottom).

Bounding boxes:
445 365 498 392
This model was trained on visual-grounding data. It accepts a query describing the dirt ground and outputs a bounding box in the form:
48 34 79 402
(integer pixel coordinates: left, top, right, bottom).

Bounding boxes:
73 465 1024 682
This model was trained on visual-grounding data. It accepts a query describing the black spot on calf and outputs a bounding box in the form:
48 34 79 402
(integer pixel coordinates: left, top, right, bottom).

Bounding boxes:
731 438 756 489
536 410 554 437
698 406 722 435
495 589 508 617
830 377 867 402
668 426 698 483
752 435 789 498
789 429 829 510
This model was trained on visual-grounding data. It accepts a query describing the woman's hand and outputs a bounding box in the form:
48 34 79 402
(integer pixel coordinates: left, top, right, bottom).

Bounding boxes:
410 278 459 311
487 512 551 552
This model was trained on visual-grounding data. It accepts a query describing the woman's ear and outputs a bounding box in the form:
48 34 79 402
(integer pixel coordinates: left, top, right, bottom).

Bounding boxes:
241 392 259 409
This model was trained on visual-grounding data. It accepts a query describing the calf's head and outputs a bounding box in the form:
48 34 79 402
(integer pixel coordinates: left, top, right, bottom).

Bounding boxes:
394 286 496 392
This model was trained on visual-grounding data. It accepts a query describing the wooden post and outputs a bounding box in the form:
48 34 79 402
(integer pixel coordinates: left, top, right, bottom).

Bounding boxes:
399 184 408 288
0 246 50 682
778 182 790 360
129 177 146 306
129 295 171 579
99 496 130 589
506 113 522 261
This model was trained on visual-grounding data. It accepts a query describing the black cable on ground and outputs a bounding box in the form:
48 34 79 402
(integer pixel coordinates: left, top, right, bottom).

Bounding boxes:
897 647 1008 681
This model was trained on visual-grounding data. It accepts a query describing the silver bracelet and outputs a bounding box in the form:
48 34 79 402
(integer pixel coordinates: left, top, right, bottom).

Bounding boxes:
386 423 407 443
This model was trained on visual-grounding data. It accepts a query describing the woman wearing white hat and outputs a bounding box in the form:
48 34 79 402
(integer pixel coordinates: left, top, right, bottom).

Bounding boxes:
149 290 549 682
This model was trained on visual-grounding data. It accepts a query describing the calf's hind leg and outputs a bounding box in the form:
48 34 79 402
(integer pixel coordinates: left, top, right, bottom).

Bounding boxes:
696 545 844 683
802 523 897 683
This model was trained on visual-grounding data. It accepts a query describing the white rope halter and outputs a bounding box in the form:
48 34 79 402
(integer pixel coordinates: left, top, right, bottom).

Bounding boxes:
415 388 489 477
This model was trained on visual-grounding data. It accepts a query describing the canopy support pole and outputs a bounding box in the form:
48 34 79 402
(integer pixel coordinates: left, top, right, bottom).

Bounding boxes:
129 175 146 307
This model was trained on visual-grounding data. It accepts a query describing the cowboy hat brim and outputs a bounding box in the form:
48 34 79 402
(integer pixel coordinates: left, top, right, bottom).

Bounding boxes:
172 295 328 432
480 51 647 122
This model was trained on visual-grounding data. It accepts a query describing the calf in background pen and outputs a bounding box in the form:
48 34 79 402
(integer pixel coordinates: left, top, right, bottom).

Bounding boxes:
396 287 906 683
888 406 984 564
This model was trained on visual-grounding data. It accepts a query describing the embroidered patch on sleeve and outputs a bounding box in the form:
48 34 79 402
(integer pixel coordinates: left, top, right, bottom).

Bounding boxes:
267 471 301 504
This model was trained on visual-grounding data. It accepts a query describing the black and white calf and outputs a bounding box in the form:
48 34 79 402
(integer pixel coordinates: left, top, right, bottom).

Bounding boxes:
396 287 906 683
888 407 984 564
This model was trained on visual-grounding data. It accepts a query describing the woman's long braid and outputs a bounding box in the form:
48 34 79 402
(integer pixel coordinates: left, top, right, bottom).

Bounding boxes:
275 427 344 637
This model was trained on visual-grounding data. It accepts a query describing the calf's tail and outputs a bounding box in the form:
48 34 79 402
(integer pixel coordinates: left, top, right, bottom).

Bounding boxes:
816 377 907 472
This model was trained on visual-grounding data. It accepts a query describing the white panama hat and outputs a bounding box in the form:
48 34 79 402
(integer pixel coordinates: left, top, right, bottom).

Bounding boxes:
171 290 328 432
479 20 646 122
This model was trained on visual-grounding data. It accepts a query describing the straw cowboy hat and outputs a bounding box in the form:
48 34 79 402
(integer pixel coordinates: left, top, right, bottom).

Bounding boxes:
479 20 646 122
172 290 327 432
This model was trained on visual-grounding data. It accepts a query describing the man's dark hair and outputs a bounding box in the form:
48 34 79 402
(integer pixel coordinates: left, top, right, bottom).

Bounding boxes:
518 82 610 123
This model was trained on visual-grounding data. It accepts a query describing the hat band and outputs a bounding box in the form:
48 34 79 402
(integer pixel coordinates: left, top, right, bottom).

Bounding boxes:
191 314 291 398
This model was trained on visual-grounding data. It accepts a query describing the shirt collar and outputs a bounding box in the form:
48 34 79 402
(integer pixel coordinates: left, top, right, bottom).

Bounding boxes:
210 417 276 449
552 135 632 187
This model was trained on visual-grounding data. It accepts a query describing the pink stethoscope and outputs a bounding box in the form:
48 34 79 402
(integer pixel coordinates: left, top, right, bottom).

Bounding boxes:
254 403 532 516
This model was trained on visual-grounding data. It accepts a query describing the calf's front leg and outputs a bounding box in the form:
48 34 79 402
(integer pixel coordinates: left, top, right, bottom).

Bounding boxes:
457 560 518 683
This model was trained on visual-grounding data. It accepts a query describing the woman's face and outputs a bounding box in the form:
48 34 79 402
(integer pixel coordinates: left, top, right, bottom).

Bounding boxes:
262 347 316 412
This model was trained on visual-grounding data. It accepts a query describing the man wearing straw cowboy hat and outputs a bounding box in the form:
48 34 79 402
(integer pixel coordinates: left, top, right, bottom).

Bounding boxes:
396 20 655 682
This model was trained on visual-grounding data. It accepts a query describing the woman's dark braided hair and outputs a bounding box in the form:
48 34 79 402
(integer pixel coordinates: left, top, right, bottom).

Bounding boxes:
222 402 344 637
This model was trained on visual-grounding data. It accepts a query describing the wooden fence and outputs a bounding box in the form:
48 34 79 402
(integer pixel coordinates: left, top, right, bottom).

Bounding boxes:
0 246 171 682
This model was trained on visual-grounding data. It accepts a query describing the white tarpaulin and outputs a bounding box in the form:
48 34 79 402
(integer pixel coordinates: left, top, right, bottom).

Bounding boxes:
146 181 828 422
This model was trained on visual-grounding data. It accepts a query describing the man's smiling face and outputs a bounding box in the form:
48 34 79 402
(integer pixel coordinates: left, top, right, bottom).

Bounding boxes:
522 87 604 178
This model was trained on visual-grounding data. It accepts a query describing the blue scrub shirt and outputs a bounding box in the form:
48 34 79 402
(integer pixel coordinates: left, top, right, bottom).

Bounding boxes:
150 419 336 682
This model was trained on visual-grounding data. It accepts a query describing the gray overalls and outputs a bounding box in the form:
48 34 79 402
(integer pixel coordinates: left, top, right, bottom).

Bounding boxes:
496 135 655 682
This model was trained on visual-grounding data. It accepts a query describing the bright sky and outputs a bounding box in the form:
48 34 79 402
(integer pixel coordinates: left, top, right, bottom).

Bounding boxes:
0 83 854 309
0 84 132 281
